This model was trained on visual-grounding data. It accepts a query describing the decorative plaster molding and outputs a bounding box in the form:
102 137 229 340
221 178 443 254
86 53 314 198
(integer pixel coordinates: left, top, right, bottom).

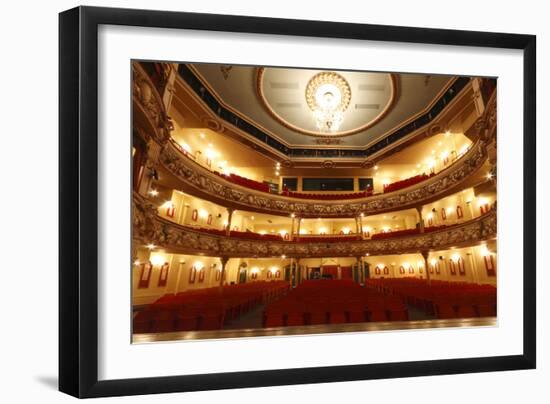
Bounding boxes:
132 62 173 146
133 193 496 258
159 137 488 217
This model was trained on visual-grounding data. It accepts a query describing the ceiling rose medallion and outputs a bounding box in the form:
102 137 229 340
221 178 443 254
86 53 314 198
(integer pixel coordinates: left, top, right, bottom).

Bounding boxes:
255 67 397 138
305 72 352 133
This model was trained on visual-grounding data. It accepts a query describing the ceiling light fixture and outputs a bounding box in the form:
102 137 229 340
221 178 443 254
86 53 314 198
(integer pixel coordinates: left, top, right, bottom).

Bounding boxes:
305 72 351 133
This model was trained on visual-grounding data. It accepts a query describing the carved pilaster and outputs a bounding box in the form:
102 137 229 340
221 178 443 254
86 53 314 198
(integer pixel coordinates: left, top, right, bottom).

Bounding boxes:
132 62 173 146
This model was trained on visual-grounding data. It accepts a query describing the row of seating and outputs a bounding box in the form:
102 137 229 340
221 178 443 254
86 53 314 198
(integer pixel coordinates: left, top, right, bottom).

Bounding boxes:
370 225 447 240
294 235 362 243
263 280 408 327
281 189 374 200
215 172 271 193
383 173 435 193
183 225 450 243
173 140 441 200
133 281 289 333
182 225 285 241
364 278 496 319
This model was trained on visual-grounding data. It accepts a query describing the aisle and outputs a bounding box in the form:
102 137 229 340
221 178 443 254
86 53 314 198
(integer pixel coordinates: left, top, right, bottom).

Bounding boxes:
223 304 266 330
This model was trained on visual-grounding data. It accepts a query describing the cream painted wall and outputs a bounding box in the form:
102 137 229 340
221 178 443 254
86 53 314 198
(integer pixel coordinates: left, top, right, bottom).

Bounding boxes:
132 250 243 305
420 187 496 227
366 253 427 279
132 240 496 306
155 189 277 232
169 110 475 194
366 244 497 285
251 213 420 237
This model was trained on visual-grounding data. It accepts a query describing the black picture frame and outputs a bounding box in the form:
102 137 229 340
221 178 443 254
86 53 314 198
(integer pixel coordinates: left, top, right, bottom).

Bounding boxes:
59 6 536 398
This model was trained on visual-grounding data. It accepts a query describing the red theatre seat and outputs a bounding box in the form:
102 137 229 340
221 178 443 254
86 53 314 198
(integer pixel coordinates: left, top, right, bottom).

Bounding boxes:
329 310 347 324
133 311 154 333
264 311 285 328
151 311 176 332
476 304 497 317
457 304 478 318
383 173 435 193
435 303 457 319
286 312 305 326
308 310 328 325
368 308 388 322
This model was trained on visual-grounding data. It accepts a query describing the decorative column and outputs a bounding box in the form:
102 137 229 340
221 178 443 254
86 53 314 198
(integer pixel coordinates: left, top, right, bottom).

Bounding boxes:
466 200 475 221
416 206 425 233
290 214 296 240
138 141 162 197
289 257 295 287
467 249 480 284
295 258 301 286
296 217 302 239
173 259 185 294
219 257 229 291
225 208 235 236
355 217 360 235
421 251 431 285
471 77 486 117
161 63 178 111
359 214 365 239
356 256 362 283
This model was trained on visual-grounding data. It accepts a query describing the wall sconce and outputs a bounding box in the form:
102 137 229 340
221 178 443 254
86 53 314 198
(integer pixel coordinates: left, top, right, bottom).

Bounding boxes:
150 254 164 266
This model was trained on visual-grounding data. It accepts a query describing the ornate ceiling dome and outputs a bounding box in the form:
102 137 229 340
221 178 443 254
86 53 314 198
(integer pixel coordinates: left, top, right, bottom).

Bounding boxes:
305 72 352 133
257 67 396 137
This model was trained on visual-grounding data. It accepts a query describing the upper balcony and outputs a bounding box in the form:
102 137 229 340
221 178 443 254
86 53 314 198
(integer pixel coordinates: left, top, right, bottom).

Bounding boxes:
157 135 490 218
133 193 496 259
133 61 496 218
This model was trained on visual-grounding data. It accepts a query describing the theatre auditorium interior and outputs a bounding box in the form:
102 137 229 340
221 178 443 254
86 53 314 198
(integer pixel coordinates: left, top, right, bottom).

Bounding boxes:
131 61 497 341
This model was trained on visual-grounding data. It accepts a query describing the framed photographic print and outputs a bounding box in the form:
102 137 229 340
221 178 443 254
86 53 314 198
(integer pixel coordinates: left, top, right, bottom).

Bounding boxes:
59 5 536 399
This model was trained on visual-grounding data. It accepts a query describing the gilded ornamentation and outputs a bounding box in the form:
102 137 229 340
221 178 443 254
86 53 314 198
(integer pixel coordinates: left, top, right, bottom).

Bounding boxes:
315 138 343 145
305 72 352 113
133 194 496 258
132 62 173 146
159 137 488 217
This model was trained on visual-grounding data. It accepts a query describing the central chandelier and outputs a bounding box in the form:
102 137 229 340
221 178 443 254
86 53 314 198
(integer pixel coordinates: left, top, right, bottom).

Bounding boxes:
306 72 351 133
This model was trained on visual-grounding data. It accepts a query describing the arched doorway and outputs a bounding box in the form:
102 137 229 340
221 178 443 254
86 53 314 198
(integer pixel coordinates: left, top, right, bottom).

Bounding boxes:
238 265 247 284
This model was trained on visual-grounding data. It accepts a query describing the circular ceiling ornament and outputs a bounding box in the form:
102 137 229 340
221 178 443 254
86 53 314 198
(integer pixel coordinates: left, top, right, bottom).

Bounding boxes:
305 72 352 133
256 67 398 138
305 72 351 111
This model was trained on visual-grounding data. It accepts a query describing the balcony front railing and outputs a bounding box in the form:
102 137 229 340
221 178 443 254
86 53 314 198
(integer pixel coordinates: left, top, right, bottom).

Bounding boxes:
159 136 488 218
133 193 497 258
